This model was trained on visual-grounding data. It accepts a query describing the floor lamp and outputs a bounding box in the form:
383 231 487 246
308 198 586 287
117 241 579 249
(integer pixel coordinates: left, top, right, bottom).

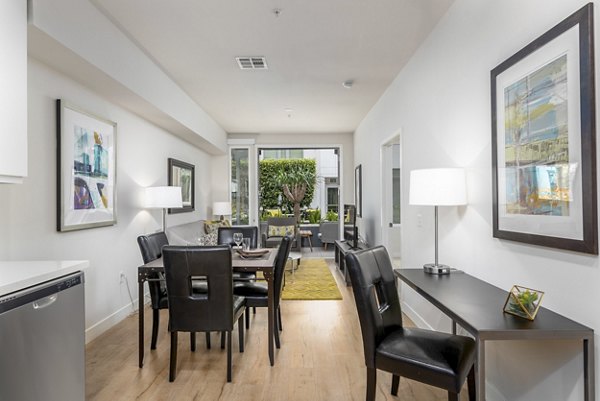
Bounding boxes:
409 168 467 275
145 186 182 232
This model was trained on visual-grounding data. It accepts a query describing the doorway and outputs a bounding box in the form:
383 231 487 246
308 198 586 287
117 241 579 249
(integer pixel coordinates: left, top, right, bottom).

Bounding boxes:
381 134 401 261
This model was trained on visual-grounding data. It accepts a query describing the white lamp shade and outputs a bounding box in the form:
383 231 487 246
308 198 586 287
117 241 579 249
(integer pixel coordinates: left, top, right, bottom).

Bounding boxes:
145 186 182 208
409 168 467 206
213 201 232 216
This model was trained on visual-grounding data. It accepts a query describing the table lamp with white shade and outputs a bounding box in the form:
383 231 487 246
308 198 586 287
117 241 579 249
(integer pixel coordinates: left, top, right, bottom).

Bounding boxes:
409 168 467 275
145 186 182 232
213 201 232 221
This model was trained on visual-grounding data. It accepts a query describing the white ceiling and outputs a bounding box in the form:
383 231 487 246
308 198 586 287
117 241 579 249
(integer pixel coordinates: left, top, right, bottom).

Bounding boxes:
92 0 453 135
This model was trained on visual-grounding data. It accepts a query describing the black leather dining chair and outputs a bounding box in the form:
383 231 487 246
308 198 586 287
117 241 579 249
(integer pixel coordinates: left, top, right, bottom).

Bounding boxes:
218 226 259 282
162 245 246 382
233 236 292 344
345 246 476 401
137 232 209 350
218 226 259 249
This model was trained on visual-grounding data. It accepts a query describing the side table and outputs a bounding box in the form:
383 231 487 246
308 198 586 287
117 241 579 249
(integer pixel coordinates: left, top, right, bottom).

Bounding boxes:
298 230 313 251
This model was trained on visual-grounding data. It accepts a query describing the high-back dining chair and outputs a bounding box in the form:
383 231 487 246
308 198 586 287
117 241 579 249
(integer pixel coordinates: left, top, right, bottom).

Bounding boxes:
137 232 209 351
345 246 476 401
218 225 259 282
137 232 170 350
233 236 292 343
162 245 246 382
218 226 259 249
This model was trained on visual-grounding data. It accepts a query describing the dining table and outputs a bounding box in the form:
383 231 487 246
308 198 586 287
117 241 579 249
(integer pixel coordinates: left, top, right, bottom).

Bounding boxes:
137 247 278 368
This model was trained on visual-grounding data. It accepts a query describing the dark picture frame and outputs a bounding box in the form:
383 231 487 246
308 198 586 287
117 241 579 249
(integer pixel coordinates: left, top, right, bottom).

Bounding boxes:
355 164 362 218
491 3 597 254
168 158 195 214
56 99 117 232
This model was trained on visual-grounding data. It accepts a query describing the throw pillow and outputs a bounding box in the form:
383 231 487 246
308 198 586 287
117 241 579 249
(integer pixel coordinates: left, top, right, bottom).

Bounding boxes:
268 225 295 237
197 231 218 246
204 219 231 234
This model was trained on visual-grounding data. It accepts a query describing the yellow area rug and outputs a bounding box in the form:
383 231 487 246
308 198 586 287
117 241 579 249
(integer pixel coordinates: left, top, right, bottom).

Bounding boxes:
282 258 343 300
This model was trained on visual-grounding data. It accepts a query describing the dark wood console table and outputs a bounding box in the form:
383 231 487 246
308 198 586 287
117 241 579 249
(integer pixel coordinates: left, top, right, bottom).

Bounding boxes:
334 240 366 286
394 268 594 401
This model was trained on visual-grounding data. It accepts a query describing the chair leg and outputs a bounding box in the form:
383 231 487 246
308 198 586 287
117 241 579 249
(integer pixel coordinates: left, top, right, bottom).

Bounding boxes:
277 307 283 331
238 315 245 353
190 332 196 352
391 374 400 396
253 307 256 314
245 309 250 329
274 318 281 349
205 332 211 349
169 331 178 382
226 331 232 382
447 392 459 401
467 365 476 401
151 308 160 350
366 367 376 401
221 331 226 349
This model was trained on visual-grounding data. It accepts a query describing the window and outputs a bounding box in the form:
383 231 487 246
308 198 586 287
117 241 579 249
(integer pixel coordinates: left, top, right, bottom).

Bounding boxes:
392 168 401 224
231 148 249 225
327 186 339 213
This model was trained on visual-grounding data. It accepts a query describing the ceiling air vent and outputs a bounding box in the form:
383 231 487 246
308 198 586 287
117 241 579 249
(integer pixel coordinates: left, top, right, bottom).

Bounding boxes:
236 57 268 70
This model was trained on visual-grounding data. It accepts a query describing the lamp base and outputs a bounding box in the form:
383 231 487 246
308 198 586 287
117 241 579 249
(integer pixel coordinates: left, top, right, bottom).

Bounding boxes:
423 263 452 275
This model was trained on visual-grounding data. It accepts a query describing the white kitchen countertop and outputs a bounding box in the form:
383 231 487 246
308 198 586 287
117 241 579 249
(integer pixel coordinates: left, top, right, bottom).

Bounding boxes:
0 260 89 296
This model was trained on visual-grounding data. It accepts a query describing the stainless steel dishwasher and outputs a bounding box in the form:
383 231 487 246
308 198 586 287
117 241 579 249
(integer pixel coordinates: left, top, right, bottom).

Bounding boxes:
0 271 85 401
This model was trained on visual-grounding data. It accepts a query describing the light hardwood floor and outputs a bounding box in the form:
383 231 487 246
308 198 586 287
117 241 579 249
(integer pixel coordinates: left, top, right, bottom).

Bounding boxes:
86 259 467 401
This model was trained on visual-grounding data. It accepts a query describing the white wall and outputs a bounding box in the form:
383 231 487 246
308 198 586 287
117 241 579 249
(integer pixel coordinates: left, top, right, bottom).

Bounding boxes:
0 59 215 342
355 0 599 400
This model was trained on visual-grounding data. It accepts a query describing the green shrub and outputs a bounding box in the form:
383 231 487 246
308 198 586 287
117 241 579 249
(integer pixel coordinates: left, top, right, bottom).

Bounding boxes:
259 158 316 214
325 210 338 221
306 208 321 224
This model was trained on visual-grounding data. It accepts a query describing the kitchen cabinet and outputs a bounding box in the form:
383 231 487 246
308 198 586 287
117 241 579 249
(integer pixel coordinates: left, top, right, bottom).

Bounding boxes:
0 0 27 183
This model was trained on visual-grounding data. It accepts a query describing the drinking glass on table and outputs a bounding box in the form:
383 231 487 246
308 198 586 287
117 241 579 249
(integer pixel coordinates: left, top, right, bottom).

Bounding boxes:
233 232 243 249
242 238 250 251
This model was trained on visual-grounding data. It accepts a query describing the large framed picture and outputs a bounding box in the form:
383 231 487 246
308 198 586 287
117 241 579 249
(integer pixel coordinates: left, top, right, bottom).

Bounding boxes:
355 164 362 218
491 3 597 254
57 100 117 232
168 158 195 214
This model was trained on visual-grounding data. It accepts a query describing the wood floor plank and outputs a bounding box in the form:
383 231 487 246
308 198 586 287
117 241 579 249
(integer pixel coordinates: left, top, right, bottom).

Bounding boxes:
86 259 469 400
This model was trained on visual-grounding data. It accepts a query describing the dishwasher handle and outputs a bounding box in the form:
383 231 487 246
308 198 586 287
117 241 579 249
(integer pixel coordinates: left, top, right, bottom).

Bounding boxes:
32 294 58 310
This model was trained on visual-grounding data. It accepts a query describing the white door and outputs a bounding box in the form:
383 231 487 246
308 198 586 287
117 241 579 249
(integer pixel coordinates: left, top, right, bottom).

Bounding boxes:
381 135 401 260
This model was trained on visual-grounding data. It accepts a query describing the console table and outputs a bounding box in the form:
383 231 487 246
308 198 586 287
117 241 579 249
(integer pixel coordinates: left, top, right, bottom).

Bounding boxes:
394 268 595 401
334 240 366 286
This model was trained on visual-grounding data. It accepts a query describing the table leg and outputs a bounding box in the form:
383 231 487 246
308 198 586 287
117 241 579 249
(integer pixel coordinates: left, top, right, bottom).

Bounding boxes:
138 278 144 368
452 320 457 335
308 236 313 251
584 337 595 401
476 338 485 401
264 269 275 366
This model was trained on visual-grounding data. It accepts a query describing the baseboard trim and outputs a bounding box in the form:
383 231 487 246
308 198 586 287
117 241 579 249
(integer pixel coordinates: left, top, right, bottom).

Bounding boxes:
401 299 434 330
85 294 148 344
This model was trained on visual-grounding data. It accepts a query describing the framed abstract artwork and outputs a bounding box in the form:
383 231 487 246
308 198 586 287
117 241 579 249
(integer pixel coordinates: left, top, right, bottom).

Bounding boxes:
355 164 362 218
168 158 195 214
491 3 597 254
57 100 117 232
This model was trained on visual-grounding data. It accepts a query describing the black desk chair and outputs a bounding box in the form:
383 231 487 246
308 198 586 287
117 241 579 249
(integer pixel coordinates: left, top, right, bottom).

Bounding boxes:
137 232 209 350
163 245 246 382
345 246 476 401
233 236 292 341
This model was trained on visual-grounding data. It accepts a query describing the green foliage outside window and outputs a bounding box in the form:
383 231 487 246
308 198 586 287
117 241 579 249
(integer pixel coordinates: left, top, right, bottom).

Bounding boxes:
259 158 316 222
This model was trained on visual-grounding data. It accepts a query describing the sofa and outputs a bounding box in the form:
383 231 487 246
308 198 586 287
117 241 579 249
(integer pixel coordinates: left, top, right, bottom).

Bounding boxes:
166 220 230 245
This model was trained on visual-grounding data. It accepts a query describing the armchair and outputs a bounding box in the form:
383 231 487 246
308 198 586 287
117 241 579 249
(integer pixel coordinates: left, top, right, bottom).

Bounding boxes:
318 221 339 250
261 217 300 250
